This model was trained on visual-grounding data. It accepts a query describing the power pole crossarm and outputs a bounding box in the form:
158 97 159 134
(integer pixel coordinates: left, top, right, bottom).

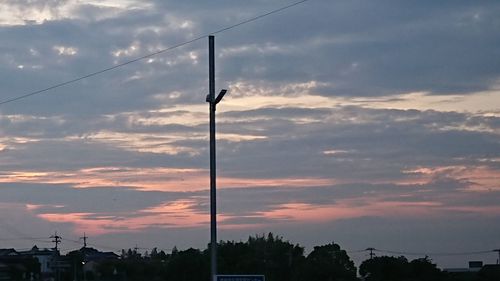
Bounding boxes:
366 248 375 260
50 232 62 251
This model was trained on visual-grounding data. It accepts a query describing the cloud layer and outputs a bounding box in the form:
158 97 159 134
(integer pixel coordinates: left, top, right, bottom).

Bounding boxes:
0 0 499 268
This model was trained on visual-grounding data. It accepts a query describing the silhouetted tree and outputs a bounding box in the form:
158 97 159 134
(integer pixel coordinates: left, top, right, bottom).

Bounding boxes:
165 247 209 281
71 234 361 281
124 248 141 260
150 247 168 261
360 256 410 281
300 242 357 281
408 257 444 281
218 233 305 281
360 256 445 281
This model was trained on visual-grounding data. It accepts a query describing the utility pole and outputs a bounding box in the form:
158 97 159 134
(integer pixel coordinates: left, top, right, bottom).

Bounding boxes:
51 232 62 251
366 248 375 260
494 249 500 264
50 232 62 281
206 35 227 281
80 233 88 248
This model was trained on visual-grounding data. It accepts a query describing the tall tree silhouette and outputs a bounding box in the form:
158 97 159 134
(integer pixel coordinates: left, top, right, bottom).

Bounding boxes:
300 242 357 281
218 233 305 281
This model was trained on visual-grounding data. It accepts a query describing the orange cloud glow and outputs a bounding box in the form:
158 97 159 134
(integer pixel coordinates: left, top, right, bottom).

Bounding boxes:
36 199 208 235
255 199 444 226
0 166 336 192
5 163 498 236
30 189 500 236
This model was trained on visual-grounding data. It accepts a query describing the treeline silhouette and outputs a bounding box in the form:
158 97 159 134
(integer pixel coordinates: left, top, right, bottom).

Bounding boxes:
87 233 498 281
93 233 356 281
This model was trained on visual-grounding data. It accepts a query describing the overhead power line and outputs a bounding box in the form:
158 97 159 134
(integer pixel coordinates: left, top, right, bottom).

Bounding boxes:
61 237 81 244
373 248 495 257
0 237 52 244
60 237 122 252
0 0 310 106
347 249 368 254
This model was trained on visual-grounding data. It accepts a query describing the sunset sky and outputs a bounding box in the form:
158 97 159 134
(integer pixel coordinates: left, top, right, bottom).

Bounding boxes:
0 0 499 268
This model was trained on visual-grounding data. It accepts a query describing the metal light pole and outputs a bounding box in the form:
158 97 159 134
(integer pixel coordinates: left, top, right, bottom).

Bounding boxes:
207 35 227 281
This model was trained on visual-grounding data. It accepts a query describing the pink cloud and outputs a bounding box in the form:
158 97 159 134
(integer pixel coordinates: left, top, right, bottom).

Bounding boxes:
0 166 336 192
36 199 208 235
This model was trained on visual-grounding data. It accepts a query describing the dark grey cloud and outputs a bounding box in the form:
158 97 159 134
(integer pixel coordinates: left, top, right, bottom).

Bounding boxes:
0 139 205 171
0 182 184 214
215 0 500 96
1 0 499 118
1 105 498 178
217 106 499 179
221 107 332 120
0 10 205 116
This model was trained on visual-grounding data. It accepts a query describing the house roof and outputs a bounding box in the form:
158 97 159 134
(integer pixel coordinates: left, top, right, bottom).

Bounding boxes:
18 245 57 256
0 249 18 256
79 247 119 261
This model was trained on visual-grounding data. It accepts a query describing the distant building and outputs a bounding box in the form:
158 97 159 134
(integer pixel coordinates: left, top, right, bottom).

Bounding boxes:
468 261 483 271
0 245 120 280
444 260 484 273
78 247 119 278
0 262 10 281
18 245 72 280
0 248 39 280
444 261 500 280
79 247 119 262
0 249 18 257
19 245 58 275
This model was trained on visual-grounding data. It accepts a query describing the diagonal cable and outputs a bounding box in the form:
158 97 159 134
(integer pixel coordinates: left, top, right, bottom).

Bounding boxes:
0 0 310 106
